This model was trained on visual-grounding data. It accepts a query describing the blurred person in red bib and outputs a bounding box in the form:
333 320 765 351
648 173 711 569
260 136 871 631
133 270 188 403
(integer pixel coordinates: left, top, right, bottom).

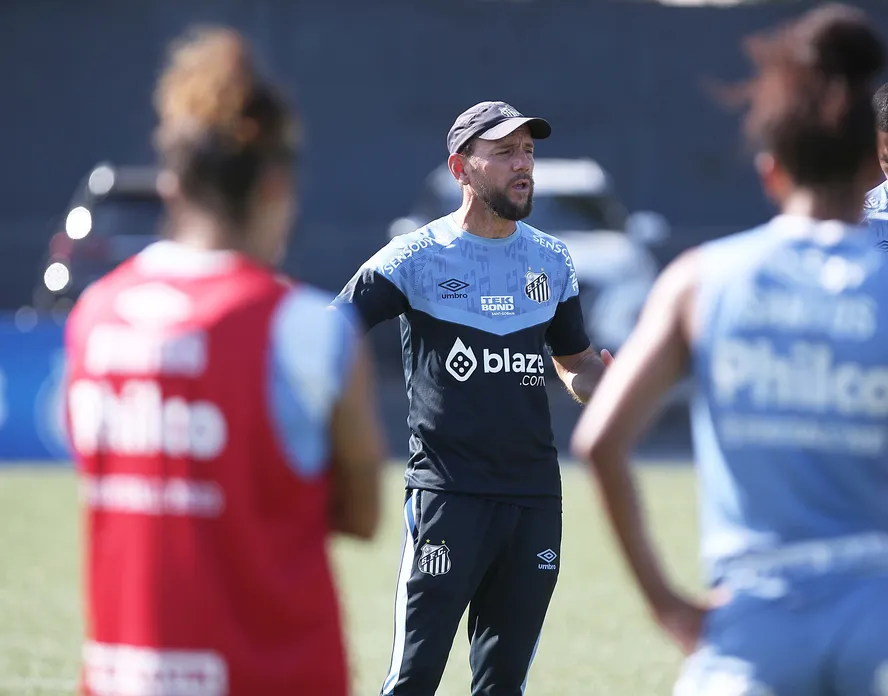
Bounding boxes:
64 27 384 696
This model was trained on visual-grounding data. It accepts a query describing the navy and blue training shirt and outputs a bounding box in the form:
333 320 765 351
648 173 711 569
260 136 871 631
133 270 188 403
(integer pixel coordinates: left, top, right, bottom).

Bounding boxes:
333 214 590 508
863 181 888 249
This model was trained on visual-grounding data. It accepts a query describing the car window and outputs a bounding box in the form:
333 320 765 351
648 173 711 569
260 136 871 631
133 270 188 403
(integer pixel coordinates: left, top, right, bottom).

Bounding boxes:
526 194 627 232
89 195 165 238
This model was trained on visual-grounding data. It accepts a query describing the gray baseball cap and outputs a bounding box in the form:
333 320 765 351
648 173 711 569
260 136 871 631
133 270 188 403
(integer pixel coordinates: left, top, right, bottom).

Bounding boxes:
447 101 551 155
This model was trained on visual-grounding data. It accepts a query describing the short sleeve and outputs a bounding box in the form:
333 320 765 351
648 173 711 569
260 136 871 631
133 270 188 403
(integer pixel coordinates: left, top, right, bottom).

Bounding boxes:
545 246 590 356
332 267 409 331
331 237 423 330
268 287 358 478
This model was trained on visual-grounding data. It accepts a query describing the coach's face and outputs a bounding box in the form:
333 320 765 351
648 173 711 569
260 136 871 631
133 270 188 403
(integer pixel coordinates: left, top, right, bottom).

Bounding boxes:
462 125 535 221
878 130 888 180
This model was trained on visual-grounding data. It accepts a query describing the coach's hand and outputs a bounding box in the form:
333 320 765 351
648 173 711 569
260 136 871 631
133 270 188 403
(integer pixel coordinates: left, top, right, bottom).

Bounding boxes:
600 349 614 367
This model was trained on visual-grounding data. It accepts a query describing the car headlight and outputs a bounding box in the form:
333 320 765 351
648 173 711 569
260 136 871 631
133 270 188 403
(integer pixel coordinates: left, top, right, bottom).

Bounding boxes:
44 262 71 293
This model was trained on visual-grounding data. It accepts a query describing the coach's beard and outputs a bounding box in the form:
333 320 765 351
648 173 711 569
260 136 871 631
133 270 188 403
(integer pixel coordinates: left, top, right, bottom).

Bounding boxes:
475 179 533 221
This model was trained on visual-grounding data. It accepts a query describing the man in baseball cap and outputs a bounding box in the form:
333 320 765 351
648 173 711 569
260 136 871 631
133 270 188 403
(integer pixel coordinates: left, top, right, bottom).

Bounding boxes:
443 100 552 233
335 99 608 695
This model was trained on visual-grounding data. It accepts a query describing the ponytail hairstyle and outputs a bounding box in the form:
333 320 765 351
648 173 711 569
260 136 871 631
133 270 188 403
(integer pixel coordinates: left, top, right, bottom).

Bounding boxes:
734 4 884 186
153 27 299 225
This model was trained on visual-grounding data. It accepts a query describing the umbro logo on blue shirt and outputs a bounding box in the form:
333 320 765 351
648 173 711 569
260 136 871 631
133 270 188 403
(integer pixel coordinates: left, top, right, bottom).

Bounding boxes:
439 278 470 299
439 279 470 292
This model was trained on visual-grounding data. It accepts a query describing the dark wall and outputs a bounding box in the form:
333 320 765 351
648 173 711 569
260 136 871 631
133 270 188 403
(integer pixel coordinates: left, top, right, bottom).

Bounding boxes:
4 0 888 309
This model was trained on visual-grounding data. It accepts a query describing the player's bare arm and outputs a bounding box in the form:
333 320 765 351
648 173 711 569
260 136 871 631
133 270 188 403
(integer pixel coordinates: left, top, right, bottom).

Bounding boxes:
570 249 709 654
329 335 386 540
551 346 612 404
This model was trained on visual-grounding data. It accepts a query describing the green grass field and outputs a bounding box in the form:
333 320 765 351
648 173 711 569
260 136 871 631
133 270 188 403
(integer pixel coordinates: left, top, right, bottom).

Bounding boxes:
0 462 702 695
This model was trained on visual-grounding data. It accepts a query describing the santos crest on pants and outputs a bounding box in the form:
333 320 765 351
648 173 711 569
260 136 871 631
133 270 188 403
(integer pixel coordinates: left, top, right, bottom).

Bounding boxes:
418 543 451 576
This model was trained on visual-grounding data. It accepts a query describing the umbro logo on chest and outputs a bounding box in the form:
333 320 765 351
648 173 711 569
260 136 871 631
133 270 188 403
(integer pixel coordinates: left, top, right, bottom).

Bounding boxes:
439 278 470 299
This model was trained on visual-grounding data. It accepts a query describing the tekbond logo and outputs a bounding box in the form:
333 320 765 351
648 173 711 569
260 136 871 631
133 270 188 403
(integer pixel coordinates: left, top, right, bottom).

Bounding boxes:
439 278 470 299
537 549 558 570
445 338 545 386
481 295 515 316
500 105 523 118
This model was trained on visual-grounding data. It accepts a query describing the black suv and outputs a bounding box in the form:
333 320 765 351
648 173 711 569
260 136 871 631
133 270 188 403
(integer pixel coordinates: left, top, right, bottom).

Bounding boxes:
34 163 163 314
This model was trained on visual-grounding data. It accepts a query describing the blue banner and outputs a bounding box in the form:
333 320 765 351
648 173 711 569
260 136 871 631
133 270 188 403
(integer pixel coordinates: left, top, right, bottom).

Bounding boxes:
0 317 70 463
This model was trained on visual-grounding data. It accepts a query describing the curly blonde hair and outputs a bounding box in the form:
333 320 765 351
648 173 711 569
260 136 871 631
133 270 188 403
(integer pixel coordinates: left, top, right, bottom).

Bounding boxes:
153 27 298 222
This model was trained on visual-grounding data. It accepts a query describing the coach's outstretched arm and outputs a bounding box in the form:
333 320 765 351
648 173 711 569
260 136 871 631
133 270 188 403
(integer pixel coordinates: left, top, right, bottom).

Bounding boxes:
570 250 712 655
544 255 611 403
329 334 386 539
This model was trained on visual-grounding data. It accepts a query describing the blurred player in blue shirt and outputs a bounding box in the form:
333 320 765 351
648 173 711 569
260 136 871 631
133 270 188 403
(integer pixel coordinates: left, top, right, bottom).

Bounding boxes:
572 5 888 695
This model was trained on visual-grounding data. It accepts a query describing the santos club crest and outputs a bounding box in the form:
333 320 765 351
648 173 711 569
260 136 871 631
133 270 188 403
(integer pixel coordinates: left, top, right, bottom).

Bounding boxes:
418 542 451 576
524 270 551 304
